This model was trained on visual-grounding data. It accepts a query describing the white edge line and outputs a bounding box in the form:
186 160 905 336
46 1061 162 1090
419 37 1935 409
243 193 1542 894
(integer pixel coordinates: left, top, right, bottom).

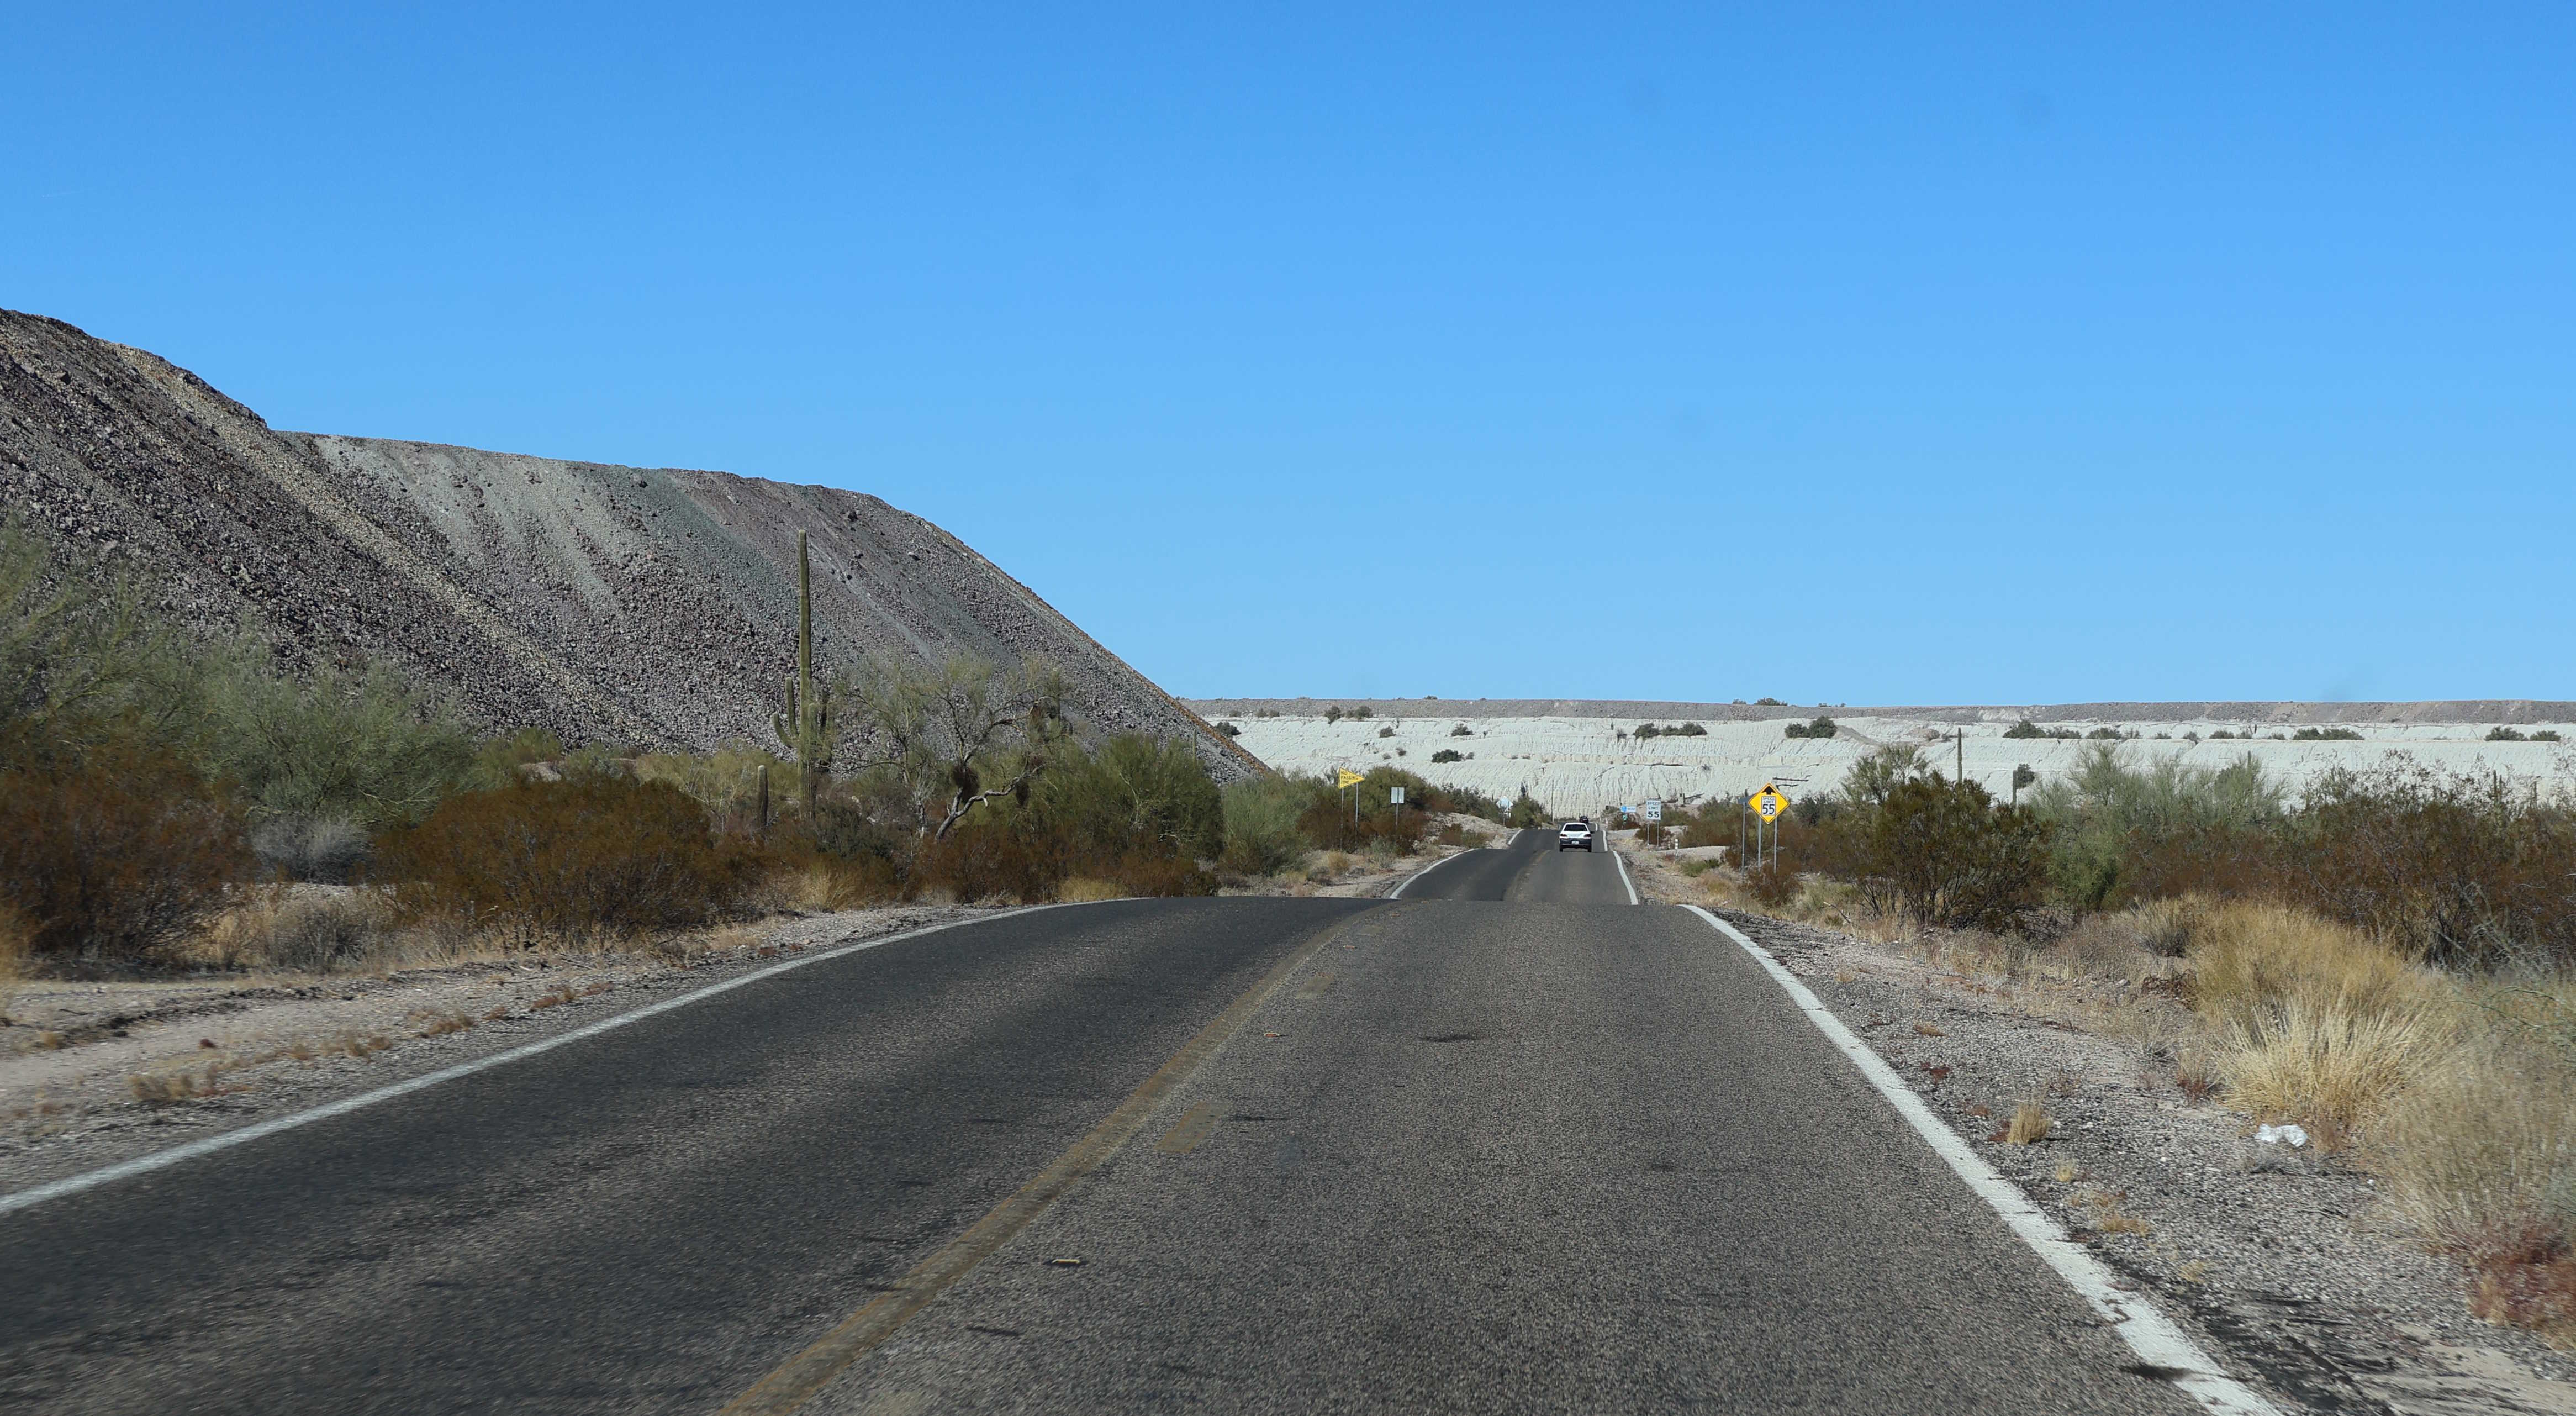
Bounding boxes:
1388 843 1481 899
1681 905 2280 1416
1610 843 1639 905
0 907 1055 1221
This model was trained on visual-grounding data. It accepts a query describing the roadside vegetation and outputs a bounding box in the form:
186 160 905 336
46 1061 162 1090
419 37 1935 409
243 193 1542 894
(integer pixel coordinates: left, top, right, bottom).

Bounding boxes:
0 523 1511 999
1661 738 2576 1341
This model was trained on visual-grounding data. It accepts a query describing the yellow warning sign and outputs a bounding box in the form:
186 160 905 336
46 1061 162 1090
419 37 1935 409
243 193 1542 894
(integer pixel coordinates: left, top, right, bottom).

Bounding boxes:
1336 768 1366 789
1750 784 1788 821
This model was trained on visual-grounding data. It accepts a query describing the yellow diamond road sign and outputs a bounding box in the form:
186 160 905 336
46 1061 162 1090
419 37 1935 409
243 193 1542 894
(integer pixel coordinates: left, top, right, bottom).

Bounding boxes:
1336 768 1366 789
1750 784 1788 821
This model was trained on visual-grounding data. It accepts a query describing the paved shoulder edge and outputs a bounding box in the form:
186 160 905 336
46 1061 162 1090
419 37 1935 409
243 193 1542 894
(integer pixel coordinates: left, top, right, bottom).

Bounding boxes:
0 907 1067 1221
1681 906 2279 1416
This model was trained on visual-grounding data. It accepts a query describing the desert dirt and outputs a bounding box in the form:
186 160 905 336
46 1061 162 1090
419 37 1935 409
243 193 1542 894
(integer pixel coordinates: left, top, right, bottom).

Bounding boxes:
1617 837 2576 1415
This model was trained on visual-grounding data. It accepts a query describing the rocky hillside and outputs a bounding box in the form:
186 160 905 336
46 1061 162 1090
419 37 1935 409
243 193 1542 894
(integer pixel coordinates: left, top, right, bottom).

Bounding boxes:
1 309 1258 778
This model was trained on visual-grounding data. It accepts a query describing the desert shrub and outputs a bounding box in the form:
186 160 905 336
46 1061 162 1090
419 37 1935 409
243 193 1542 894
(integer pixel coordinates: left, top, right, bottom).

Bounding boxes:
1634 723 1661 740
1636 821 1670 848
1213 721 1241 737
2281 760 2576 968
1255 708 1280 719
471 727 563 788
374 773 749 945
185 652 475 829
1298 792 1426 855
2535 730 2564 743
1430 748 1467 764
2487 727 2529 743
2026 745 2285 909
1506 794 1551 829
0 745 252 963
1784 716 1836 740
1322 707 1344 723
2295 727 2364 741
635 743 794 834
1743 860 1800 908
1219 774 1312 875
1755 697 1785 706
250 814 373 883
1377 725 1395 738
212 889 393 972
1350 706 1373 720
0 522 182 766
2224 1000 2449 1149
2182 899 2432 1033
1450 723 1474 736
1855 776 2049 930
1033 734 1223 862
1675 722 1707 736
2377 985 2576 1334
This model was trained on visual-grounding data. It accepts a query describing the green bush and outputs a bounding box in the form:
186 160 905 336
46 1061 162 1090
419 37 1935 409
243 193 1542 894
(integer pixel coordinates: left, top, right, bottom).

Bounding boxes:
1034 734 1223 862
1506 794 1551 829
2487 727 2530 743
1220 774 1313 875
1430 749 1469 764
2294 727 2364 741
1861 777 2049 930
1785 716 1837 740
1450 724 1474 736
184 654 476 830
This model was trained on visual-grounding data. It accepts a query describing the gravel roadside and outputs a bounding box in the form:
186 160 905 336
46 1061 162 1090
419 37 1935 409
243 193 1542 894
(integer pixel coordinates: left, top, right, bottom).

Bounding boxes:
1621 841 2576 1415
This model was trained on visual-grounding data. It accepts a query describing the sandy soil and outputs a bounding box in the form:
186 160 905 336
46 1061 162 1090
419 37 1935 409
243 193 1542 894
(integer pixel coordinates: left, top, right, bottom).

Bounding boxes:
1619 840 2576 1415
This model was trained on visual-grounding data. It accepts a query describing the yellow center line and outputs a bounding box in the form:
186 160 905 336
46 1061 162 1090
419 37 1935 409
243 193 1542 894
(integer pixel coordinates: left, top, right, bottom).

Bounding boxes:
1154 1101 1218 1154
716 908 1384 1416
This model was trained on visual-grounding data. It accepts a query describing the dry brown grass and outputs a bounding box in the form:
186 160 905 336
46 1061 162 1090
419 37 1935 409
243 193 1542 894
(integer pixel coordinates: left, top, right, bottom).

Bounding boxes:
413 1009 476 1038
2003 1100 2054 1145
2186 899 2434 1031
2373 978 2576 1338
2224 1000 2450 1148
1057 877 1128 903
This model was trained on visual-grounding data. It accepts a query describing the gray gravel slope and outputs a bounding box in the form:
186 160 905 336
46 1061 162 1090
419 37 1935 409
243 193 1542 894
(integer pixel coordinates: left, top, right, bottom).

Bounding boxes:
0 309 1254 774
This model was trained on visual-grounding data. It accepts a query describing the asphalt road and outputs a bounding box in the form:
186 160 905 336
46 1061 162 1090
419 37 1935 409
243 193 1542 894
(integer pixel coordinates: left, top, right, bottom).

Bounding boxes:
0 836 2199 1415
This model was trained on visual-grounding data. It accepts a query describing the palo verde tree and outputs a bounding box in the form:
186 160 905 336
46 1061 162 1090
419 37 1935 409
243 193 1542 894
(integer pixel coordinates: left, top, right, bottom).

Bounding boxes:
837 654 1069 840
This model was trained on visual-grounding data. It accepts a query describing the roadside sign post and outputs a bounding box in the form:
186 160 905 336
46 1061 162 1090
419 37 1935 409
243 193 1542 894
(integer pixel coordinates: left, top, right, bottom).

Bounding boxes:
1749 783 1790 871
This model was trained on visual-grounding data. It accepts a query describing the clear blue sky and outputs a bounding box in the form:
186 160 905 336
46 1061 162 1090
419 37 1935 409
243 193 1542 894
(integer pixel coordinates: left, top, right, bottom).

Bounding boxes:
10 4 2571 704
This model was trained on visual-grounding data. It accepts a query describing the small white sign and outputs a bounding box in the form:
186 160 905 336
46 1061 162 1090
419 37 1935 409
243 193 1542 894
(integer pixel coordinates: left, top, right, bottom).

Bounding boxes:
1641 799 1662 822
1390 786 1406 805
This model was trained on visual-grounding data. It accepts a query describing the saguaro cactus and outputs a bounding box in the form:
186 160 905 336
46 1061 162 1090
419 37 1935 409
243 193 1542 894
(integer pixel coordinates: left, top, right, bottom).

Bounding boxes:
772 530 833 808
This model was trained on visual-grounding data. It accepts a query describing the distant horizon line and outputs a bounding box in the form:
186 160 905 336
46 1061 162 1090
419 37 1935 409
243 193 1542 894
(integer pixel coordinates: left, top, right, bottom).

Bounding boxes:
1178 697 2576 727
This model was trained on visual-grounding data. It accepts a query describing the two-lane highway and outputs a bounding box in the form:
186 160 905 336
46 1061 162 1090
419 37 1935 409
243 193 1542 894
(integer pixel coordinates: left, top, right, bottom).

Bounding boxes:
0 838 2215 1414
1396 824 1635 904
